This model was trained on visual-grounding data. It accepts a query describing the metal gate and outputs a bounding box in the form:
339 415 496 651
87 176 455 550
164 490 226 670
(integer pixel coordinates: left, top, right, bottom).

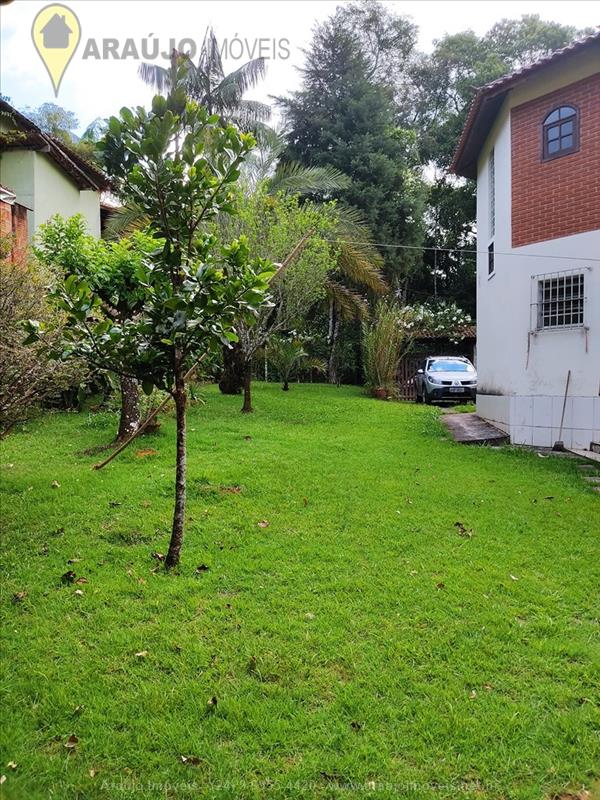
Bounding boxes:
397 356 421 401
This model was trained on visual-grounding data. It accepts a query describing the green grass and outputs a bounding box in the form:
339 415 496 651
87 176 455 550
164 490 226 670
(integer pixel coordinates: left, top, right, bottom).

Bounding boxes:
1 383 599 800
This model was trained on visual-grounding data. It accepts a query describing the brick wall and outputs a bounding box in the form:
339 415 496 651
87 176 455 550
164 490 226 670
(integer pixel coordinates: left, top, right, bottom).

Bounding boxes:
0 198 29 261
511 72 600 248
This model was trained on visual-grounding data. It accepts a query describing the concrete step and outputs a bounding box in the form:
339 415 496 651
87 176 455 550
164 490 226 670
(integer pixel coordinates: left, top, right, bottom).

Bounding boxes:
442 413 510 446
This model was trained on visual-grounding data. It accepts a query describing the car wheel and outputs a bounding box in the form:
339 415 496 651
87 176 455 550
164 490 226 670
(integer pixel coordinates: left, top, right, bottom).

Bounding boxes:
424 388 432 405
415 391 423 404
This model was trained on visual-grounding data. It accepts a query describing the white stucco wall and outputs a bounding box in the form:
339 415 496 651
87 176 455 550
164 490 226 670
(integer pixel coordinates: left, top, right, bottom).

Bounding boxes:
475 49 600 450
0 149 101 238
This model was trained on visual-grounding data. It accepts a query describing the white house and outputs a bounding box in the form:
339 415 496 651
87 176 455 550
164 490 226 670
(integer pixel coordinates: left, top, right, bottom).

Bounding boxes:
0 100 109 238
452 32 600 451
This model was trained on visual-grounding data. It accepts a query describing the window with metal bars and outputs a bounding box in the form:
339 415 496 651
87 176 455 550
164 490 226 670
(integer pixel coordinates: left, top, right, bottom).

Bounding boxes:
537 273 585 329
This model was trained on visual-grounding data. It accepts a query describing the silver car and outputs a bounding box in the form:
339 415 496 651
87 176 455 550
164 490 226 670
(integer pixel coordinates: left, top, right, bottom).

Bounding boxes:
414 356 477 404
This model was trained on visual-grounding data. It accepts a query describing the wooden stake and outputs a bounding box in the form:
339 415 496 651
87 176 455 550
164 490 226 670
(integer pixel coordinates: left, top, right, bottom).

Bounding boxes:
92 231 314 471
92 358 204 471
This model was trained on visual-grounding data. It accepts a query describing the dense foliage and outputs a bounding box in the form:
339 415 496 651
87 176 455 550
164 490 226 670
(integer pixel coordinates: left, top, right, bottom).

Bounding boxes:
0 238 85 435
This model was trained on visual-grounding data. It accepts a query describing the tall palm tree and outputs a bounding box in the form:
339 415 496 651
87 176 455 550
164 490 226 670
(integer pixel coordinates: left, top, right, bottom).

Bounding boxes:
138 28 270 130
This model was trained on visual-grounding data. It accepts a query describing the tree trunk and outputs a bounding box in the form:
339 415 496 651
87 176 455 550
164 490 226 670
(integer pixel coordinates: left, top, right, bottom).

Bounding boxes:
282 380 289 391
241 361 253 413
328 306 341 386
116 375 140 443
165 369 187 570
219 343 244 394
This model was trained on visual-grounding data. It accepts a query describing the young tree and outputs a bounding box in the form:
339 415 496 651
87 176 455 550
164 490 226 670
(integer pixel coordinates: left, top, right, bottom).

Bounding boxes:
26 84 273 569
216 186 339 411
35 215 156 442
267 335 325 391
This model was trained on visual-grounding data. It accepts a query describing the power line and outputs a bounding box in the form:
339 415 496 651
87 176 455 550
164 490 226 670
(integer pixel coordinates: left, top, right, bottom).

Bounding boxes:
331 239 600 263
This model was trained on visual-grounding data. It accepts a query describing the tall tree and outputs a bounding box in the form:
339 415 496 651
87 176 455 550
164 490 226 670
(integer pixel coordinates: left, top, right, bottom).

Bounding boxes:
278 17 426 288
139 27 270 130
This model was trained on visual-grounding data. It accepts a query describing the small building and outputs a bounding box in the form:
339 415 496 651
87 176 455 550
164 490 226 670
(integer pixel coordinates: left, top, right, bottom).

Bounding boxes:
452 32 600 451
0 100 109 239
40 13 73 49
0 184 30 262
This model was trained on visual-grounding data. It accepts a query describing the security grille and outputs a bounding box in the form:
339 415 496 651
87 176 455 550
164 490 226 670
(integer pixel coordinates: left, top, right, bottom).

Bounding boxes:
531 270 585 330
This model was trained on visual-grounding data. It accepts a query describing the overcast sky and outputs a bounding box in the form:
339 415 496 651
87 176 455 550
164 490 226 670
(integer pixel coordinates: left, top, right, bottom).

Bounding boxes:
1 0 597 132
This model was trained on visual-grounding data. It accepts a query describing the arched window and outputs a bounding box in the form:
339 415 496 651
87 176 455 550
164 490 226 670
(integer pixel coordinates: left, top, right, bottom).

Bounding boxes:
542 105 579 160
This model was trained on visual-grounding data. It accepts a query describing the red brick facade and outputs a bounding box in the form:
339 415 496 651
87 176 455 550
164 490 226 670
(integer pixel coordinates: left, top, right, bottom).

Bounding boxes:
0 198 28 262
511 72 600 248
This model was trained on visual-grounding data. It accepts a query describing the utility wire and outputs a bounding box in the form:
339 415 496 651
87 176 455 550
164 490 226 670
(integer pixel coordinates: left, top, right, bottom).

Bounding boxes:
330 239 600 263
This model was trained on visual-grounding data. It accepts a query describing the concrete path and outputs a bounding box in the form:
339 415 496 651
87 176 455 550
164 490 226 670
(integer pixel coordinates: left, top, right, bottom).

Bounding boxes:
442 412 510 446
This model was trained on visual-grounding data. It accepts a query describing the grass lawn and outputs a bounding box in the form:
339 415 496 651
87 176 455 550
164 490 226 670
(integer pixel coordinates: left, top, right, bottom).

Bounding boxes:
1 383 599 800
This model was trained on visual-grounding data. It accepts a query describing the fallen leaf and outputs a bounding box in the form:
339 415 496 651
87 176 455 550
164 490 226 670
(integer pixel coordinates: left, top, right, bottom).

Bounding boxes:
72 704 85 715
304 612 315 620
195 564 210 574
544 496 555 501
469 690 477 699
0 776 5 785
510 574 519 581
74 577 88 585
180 755 202 765
303 497 308 507
61 571 76 584
135 650 148 658
64 734 78 751
12 591 27 604
151 552 165 561
257 520 270 528
436 582 446 590
67 558 81 565
350 721 362 731
207 696 218 708
89 768 98 778
74 589 84 597
135 448 158 458
51 480 61 489
484 683 494 691
454 521 473 538
108 500 122 508
6 762 17 770
220 485 242 494
141 500 151 508
243 435 252 441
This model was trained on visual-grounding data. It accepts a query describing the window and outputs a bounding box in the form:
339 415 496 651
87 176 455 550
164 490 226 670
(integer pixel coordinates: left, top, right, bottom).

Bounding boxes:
536 272 585 329
488 242 495 276
542 105 579 160
488 149 495 237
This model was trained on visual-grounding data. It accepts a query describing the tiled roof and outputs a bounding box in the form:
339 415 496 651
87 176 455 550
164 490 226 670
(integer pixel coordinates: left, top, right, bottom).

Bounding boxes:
0 100 110 191
451 30 600 178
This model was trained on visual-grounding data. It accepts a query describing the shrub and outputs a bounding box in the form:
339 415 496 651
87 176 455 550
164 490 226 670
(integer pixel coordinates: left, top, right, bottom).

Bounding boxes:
0 239 85 435
362 301 414 398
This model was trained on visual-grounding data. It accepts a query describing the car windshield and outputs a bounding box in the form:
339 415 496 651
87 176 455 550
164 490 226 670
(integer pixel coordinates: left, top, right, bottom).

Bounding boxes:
428 360 473 373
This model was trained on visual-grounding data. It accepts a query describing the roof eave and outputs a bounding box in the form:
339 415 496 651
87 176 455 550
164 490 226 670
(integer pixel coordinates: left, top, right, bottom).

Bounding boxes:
451 91 507 179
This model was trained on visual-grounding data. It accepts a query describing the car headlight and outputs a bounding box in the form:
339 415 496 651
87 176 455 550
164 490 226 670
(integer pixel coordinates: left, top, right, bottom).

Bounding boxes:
428 375 442 385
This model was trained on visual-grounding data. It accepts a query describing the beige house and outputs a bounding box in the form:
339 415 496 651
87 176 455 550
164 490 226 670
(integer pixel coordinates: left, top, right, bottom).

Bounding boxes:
0 100 109 239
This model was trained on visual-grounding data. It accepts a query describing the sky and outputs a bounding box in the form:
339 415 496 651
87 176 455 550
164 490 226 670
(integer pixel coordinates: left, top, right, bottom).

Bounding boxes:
1 0 598 132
